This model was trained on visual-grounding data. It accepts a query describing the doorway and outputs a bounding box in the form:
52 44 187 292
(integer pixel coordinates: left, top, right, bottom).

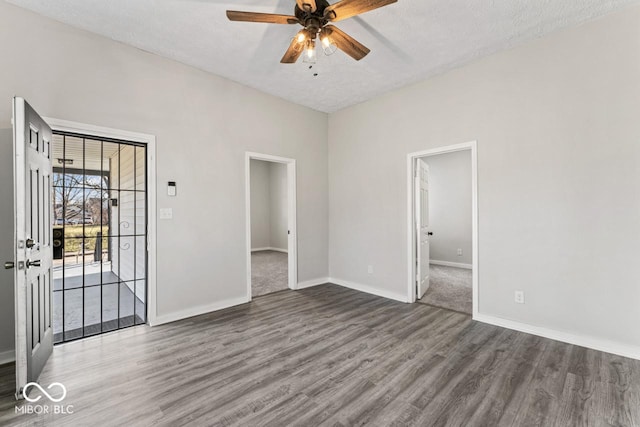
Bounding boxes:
51 132 148 343
245 153 297 299
7 99 157 397
407 141 478 316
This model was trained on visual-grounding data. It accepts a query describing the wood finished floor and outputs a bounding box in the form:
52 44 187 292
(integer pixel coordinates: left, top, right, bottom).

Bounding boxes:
1 283 639 426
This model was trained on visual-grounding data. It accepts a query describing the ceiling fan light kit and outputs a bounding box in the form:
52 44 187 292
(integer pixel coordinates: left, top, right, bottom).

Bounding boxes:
303 39 318 63
226 0 397 64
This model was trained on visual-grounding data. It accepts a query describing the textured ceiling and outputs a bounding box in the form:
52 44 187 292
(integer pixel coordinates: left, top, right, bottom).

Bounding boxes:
6 0 639 112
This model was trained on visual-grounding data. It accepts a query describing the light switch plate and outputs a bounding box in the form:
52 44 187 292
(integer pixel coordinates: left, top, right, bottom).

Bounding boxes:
159 208 173 220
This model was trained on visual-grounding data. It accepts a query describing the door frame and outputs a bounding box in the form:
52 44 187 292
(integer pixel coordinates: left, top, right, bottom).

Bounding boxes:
43 117 158 326
245 152 297 300
406 141 479 317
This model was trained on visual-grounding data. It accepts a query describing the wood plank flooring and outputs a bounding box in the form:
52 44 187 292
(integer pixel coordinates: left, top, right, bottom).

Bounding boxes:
0 283 638 426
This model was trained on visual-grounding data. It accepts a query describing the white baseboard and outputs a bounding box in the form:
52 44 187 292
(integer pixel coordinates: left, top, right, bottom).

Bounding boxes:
0 349 14 365
151 296 249 326
329 277 409 303
297 277 329 289
474 313 640 361
251 247 288 253
430 260 472 270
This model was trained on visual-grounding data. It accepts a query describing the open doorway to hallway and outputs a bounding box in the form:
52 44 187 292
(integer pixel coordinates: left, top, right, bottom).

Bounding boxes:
417 150 472 313
51 132 147 343
249 159 288 296
408 141 478 315
246 153 297 299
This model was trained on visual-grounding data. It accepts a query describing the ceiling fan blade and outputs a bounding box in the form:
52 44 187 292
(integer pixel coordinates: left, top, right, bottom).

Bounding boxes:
226 10 299 24
281 30 307 63
325 25 370 60
324 0 397 22
296 0 317 13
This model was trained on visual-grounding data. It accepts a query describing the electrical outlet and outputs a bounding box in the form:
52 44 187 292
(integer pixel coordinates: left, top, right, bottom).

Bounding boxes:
514 290 525 304
457 248 463 256
367 265 373 274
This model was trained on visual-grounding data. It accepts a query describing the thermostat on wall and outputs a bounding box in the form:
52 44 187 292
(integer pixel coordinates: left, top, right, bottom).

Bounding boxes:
168 181 176 196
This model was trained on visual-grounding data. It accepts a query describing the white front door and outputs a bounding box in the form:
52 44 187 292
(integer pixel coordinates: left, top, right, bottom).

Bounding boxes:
12 97 54 398
415 158 430 299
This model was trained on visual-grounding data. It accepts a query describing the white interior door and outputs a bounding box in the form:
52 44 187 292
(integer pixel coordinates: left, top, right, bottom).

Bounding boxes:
415 158 430 299
12 97 54 398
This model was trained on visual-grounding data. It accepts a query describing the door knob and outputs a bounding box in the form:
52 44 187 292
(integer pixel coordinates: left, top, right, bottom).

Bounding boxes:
26 259 41 268
4 262 14 270
26 239 39 250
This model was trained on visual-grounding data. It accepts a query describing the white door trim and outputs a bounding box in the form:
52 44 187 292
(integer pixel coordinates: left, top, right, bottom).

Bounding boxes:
406 141 479 318
43 117 159 326
245 152 297 301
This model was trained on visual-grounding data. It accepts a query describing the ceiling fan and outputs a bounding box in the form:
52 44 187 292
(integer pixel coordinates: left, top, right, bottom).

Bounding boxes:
226 0 397 64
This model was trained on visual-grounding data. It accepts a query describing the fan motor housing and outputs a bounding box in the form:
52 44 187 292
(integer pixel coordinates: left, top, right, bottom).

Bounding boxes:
295 0 331 24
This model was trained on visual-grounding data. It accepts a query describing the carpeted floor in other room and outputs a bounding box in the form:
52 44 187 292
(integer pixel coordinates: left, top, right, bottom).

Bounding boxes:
251 250 288 297
418 264 472 314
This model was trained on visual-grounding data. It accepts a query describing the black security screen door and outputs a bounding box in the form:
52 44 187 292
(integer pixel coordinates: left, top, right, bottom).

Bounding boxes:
51 132 147 343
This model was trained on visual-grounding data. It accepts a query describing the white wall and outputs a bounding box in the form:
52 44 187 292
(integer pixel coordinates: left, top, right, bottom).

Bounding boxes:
250 160 288 251
250 159 271 250
328 7 640 351
0 130 15 361
424 150 472 265
269 162 288 251
0 2 329 325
